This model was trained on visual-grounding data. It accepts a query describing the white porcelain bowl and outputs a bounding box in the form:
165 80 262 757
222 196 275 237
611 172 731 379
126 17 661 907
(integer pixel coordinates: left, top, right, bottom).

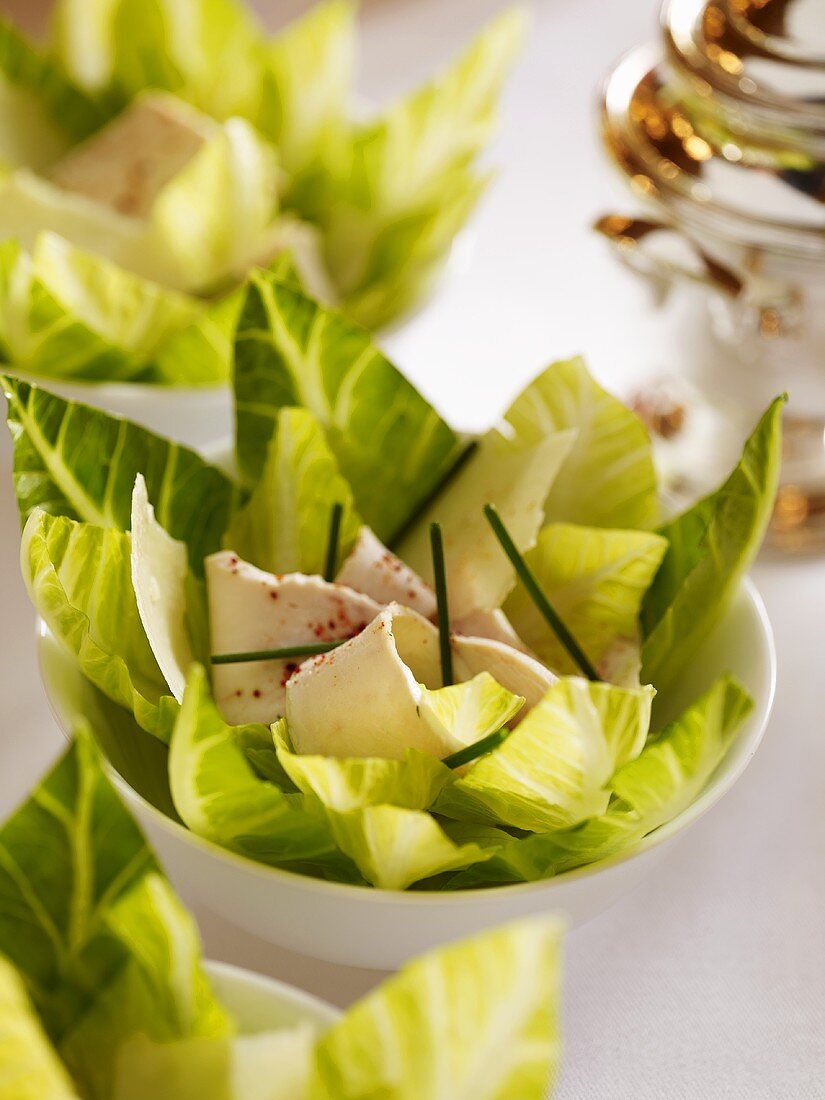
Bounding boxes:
38 578 775 970
205 959 338 1032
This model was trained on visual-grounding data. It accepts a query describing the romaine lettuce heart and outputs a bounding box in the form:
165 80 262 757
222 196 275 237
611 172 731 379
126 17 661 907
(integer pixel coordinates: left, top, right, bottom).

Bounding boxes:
22 508 179 742
3 374 238 574
437 677 654 833
450 673 753 887
641 396 784 699
504 522 668 681
224 406 361 578
232 271 462 539
503 356 660 531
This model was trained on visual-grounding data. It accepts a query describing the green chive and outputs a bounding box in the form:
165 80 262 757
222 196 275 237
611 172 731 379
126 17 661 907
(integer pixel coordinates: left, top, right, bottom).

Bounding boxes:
211 640 344 665
324 502 344 582
388 438 479 547
430 521 453 687
483 503 601 681
443 728 510 769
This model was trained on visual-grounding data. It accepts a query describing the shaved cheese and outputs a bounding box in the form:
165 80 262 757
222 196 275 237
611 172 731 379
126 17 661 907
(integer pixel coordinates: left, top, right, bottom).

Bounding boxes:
206 550 381 724
130 474 193 703
336 526 436 620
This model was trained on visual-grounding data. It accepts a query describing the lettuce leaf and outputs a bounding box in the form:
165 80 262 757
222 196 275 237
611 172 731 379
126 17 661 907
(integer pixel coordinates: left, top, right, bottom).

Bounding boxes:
0 956 80 1100
259 1 355 191
503 357 659 530
273 721 450 813
451 673 752 886
51 0 265 121
311 917 562 1098
3 375 238 573
504 522 668 677
324 804 493 891
0 16 106 170
0 727 231 1093
232 271 461 539
320 10 525 329
225 406 361 576
0 233 234 384
22 508 179 741
437 678 653 832
641 397 783 696
170 665 356 878
62 873 232 1098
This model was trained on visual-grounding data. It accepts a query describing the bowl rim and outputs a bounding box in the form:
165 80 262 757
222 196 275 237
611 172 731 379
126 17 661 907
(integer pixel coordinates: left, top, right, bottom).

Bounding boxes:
37 576 776 906
203 958 340 1026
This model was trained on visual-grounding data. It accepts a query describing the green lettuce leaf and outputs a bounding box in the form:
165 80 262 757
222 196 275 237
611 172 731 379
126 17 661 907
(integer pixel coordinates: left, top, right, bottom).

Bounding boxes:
259 1 355 191
169 665 355 878
437 677 653 832
0 956 79 1099
504 522 668 677
324 804 493 891
641 396 784 695
320 9 525 329
111 1024 316 1100
310 917 563 1098
62 873 232 1099
3 375 237 574
22 508 179 741
0 233 234 384
232 271 461 540
0 727 231 1093
225 406 360 576
274 721 450 813
452 673 752 886
0 16 105 170
503 357 659 530
51 0 265 121
419 671 525 751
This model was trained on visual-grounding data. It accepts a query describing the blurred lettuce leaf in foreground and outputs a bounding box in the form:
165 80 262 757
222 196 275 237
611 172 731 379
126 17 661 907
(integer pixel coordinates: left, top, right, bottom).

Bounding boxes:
311 917 563 1099
0 728 231 1098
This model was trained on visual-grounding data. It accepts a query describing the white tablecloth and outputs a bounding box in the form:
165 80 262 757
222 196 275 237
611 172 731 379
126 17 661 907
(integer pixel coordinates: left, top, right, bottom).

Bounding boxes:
1 1 823 1095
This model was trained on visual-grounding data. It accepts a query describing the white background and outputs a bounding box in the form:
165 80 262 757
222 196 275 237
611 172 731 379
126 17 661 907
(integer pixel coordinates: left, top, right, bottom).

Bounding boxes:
1 0 823 1096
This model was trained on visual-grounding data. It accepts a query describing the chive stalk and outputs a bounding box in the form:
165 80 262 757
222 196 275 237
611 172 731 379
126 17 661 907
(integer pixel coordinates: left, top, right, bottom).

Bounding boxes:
483 503 600 681
430 521 454 687
211 640 344 665
443 728 510 769
324 502 344 582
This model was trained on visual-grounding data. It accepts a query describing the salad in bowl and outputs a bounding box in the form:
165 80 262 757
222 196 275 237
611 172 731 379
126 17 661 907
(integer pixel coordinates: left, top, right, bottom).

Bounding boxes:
5 272 781 962
0 0 522 403
0 727 563 1098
